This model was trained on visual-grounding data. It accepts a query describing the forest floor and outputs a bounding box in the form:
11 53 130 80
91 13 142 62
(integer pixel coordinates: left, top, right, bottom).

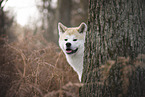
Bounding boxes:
0 34 81 97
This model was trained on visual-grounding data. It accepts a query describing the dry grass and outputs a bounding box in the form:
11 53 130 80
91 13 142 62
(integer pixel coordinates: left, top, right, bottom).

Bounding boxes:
0 34 80 97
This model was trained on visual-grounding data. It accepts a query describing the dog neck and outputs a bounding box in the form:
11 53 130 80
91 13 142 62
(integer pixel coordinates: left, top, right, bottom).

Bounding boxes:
66 52 84 81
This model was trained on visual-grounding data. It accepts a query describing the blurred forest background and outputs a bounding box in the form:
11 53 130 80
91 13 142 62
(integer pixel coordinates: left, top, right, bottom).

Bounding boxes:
0 0 88 43
0 0 88 97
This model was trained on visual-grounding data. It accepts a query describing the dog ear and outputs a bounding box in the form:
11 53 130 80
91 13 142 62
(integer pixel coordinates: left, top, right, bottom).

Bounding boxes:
58 22 67 35
78 22 87 34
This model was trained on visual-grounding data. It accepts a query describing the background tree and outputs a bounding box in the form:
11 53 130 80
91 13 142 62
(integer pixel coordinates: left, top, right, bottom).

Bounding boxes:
0 0 5 37
80 0 145 97
0 1 17 97
0 0 15 42
58 0 72 26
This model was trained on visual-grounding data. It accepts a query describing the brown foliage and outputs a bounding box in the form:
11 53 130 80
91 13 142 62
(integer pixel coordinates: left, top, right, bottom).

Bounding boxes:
0 34 81 97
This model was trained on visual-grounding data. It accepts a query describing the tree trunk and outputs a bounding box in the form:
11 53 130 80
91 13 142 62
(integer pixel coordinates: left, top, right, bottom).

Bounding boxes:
58 0 72 26
80 0 145 97
0 0 5 37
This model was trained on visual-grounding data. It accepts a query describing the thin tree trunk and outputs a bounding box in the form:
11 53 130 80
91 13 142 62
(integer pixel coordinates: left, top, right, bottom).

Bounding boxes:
58 0 72 26
0 0 5 37
80 0 145 97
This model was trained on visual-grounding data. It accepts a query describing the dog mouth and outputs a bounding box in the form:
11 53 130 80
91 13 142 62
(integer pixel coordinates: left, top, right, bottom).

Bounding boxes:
66 48 78 54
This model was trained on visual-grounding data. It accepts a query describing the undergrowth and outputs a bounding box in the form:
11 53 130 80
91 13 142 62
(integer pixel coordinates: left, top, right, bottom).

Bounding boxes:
0 34 80 97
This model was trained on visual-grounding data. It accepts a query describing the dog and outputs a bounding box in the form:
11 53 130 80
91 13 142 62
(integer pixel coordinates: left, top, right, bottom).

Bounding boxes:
58 22 87 82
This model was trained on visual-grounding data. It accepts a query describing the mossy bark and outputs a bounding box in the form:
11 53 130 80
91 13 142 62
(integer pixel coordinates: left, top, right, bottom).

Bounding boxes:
80 0 145 97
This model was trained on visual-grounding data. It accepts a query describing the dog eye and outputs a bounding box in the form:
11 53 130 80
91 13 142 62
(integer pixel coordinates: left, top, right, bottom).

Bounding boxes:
73 39 77 41
64 39 68 41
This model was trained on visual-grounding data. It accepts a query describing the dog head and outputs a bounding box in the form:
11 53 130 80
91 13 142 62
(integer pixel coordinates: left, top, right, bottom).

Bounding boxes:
58 22 87 55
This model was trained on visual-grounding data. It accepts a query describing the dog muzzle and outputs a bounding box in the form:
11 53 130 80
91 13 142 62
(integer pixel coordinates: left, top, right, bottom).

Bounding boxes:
66 48 78 54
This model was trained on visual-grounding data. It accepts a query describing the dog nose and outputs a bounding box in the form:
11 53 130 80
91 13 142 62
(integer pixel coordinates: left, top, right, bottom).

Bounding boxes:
66 42 71 47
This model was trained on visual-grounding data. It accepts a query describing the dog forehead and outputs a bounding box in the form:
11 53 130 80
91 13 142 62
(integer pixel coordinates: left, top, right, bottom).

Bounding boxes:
65 28 79 35
60 28 84 40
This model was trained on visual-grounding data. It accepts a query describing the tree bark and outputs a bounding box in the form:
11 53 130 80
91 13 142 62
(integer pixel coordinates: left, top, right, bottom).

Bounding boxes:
80 0 145 97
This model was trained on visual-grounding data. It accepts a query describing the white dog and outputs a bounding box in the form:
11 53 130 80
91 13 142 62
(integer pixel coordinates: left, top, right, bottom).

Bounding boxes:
58 22 87 82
